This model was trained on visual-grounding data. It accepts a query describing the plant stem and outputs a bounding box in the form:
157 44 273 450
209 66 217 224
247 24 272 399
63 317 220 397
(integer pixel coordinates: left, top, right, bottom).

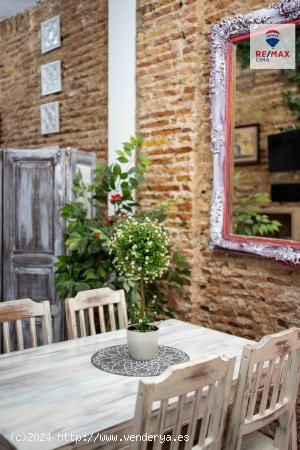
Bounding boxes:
140 275 145 317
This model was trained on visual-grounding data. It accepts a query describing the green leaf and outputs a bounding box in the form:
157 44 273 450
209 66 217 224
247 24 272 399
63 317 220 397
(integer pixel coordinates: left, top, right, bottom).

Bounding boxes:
65 233 87 253
129 177 139 188
113 164 122 176
137 135 144 147
130 136 137 146
83 269 98 281
118 156 129 164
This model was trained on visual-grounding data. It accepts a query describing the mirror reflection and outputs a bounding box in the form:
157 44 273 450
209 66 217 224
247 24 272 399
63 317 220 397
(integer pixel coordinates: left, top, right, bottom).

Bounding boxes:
231 28 300 241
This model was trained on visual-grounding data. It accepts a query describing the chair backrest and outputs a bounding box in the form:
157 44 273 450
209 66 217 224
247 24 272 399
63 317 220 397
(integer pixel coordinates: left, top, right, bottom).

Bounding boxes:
0 298 53 353
226 328 300 450
131 355 236 450
65 287 128 339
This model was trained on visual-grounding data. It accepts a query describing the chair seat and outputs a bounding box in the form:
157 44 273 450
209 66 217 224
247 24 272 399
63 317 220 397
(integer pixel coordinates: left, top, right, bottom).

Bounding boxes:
241 432 278 450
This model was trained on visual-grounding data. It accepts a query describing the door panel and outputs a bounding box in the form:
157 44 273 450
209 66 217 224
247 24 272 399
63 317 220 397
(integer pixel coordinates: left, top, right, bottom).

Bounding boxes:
15 268 53 299
66 148 96 218
3 148 64 344
15 161 54 252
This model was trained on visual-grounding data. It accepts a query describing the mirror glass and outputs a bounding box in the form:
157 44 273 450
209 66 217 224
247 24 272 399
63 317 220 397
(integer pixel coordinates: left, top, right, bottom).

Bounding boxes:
231 27 300 242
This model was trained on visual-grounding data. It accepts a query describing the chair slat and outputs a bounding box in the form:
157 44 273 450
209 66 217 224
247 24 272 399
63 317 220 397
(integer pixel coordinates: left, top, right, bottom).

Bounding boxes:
279 354 292 404
117 290 128 328
109 303 116 331
247 362 263 420
259 359 275 416
29 317 38 347
65 299 77 339
15 320 24 351
187 388 201 449
41 301 53 345
291 414 297 450
270 356 286 410
199 383 215 446
99 306 106 333
79 310 87 337
153 399 168 450
88 308 96 335
172 394 186 450
3 322 11 353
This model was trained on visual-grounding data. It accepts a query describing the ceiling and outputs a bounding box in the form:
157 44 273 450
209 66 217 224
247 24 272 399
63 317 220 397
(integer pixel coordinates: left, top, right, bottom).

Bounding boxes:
0 0 39 21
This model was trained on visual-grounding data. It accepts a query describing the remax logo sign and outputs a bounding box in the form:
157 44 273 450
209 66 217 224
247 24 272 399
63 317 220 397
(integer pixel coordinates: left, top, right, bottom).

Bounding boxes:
250 24 295 69
265 29 280 48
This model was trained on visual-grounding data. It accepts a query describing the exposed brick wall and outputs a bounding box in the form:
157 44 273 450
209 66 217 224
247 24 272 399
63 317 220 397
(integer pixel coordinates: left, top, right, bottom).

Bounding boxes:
137 0 201 318
0 0 108 159
136 0 300 441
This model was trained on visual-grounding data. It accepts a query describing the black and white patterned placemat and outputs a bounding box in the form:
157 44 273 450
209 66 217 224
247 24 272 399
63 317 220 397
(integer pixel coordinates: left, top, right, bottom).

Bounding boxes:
91 345 190 377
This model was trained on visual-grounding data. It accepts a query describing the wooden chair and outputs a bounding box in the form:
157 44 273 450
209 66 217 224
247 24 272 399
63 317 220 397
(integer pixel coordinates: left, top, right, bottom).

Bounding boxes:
65 287 128 339
130 355 236 450
225 328 300 450
0 298 53 353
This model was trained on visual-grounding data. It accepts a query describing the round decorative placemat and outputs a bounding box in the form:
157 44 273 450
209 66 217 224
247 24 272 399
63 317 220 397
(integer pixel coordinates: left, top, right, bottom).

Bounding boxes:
91 345 190 377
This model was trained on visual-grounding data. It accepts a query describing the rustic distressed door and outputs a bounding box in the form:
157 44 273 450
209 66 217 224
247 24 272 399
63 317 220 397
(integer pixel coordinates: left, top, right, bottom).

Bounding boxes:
3 148 65 342
2 147 96 344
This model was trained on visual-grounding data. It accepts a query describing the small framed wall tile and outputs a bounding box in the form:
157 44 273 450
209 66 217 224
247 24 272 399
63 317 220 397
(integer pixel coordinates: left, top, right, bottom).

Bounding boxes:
41 60 62 96
40 102 60 135
41 15 61 54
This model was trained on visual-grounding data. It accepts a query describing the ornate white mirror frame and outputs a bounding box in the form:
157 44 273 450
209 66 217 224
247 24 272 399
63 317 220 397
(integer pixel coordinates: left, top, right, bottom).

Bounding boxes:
210 0 300 266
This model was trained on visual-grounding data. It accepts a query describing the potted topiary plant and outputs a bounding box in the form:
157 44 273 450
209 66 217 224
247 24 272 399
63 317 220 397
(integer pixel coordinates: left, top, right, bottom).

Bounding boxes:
110 217 170 360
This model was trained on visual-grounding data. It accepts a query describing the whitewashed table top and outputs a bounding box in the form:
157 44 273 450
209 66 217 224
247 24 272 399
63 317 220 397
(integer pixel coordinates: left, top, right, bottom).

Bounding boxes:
0 319 253 450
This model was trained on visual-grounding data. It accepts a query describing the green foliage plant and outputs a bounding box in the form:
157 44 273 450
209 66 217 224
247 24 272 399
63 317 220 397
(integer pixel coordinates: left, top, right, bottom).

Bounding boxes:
233 173 282 237
110 218 170 331
54 136 190 322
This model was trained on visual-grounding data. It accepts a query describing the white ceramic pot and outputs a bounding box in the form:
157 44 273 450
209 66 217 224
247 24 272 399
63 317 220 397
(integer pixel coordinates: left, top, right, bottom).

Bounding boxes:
127 326 159 361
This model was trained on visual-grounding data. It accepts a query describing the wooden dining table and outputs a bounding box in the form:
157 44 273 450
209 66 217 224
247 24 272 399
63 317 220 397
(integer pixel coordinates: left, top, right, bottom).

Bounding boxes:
0 319 253 450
